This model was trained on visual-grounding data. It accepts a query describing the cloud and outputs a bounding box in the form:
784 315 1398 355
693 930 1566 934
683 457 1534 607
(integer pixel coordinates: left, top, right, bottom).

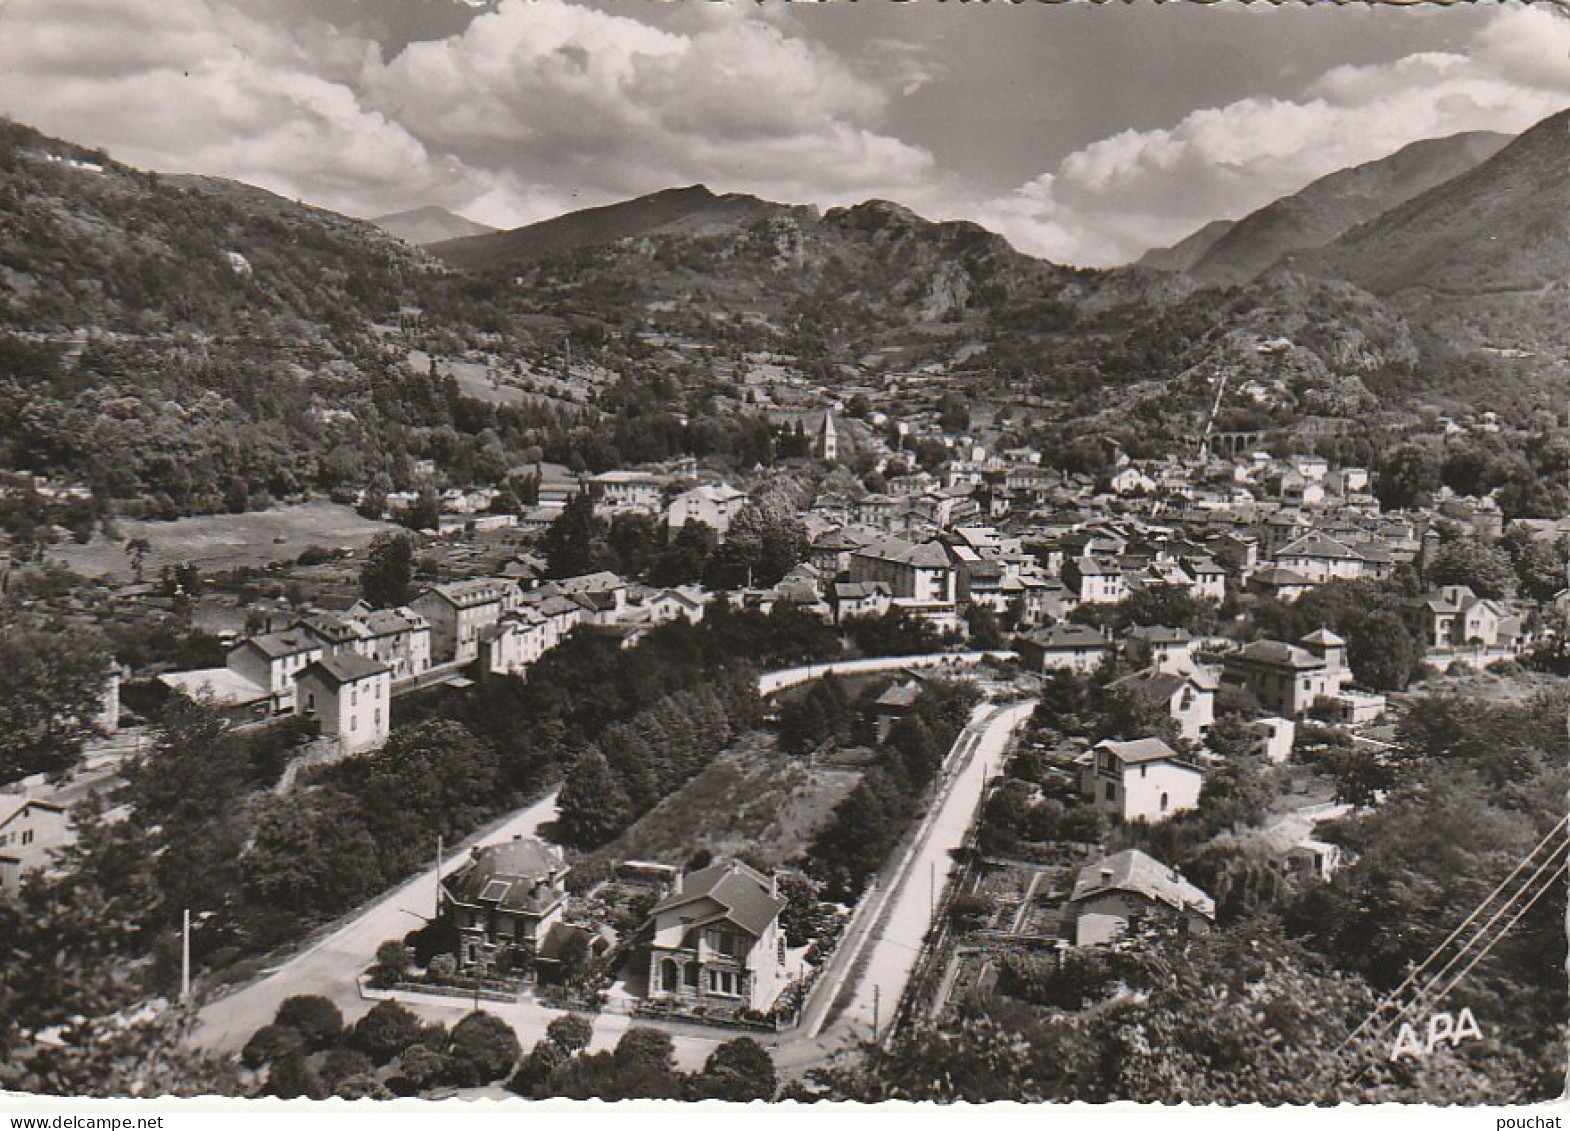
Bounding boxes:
0 0 937 227
973 6 1570 267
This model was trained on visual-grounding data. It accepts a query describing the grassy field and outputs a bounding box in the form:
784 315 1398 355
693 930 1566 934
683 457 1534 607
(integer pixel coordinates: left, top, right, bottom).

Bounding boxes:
578 731 863 874
49 501 399 579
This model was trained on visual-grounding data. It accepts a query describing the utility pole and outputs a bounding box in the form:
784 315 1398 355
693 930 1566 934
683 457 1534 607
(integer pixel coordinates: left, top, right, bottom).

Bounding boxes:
873 984 881 1042
435 835 444 920
929 861 936 924
181 908 191 1002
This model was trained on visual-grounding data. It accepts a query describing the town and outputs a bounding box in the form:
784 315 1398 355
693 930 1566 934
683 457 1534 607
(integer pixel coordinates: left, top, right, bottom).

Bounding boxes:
2 358 1565 1101
1 34 1568 1105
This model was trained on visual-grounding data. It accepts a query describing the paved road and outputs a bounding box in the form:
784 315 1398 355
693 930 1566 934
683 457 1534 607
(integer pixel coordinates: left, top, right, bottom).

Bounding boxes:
774 698 1037 1071
189 791 560 1054
758 651 1017 697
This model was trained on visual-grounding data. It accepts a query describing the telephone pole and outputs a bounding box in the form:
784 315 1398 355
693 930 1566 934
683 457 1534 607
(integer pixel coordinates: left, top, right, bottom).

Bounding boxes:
872 984 881 1042
181 908 191 1002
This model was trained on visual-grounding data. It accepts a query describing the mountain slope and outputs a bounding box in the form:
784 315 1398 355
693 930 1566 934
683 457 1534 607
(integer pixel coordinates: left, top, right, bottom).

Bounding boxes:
1137 218 1236 272
1187 130 1509 285
1303 111 1570 296
428 184 792 273
373 205 495 246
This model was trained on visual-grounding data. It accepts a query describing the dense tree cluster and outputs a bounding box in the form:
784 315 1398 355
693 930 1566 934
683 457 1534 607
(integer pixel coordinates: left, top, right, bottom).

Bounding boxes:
806 681 981 901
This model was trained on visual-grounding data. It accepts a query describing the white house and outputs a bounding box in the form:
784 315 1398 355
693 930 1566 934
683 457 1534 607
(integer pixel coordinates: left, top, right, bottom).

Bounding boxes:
668 484 748 542
1081 737 1205 824
0 797 72 898
225 629 324 714
411 579 522 664
296 653 393 755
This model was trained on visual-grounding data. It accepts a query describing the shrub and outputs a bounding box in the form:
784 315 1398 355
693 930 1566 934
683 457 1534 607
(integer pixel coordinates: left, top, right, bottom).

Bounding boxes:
508 1039 567 1097
317 1047 374 1091
545 1013 594 1055
447 1011 522 1086
392 1044 449 1094
350 1000 426 1064
273 995 344 1051
241 1023 304 1069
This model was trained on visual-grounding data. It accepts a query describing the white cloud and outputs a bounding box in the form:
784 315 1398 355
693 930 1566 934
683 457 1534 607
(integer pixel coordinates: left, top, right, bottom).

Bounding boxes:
973 5 1570 267
0 0 937 227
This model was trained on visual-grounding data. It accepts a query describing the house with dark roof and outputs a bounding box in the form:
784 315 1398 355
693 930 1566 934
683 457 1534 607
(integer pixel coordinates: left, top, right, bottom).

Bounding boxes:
440 836 571 978
1068 848 1214 946
1017 624 1114 674
410 578 522 663
225 629 324 713
644 860 791 1014
1108 667 1216 742
848 535 956 607
1080 737 1205 824
295 652 392 754
1220 639 1329 717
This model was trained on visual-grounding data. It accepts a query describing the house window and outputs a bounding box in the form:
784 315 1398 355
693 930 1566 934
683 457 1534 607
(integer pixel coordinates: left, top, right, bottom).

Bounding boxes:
21 829 34 846
1104 782 1116 802
305 692 315 712
662 959 680 993
1160 792 1169 812
350 715 357 731
374 709 381 728
684 963 699 988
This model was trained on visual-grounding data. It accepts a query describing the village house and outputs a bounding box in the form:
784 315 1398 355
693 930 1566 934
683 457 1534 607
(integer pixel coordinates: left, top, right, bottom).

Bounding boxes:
345 607 432 681
411 578 522 664
1419 585 1520 655
590 470 668 515
1273 532 1392 584
1107 667 1216 743
1080 737 1206 824
667 483 748 542
831 580 894 624
225 628 324 714
477 607 553 677
644 860 792 1015
1071 557 1128 604
1123 626 1197 673
441 836 571 977
1066 849 1215 947
0 797 72 898
848 535 957 609
1220 639 1329 717
1017 624 1114 674
295 653 392 755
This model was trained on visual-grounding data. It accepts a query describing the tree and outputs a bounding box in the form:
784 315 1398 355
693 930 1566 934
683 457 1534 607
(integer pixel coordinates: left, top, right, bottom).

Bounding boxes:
545 1013 594 1055
542 490 608 578
273 995 344 1051
360 532 414 608
370 939 409 989
1374 443 1441 511
554 746 633 848
123 536 152 581
613 1027 677 1076
350 1000 426 1064
1346 610 1417 691
401 490 441 533
0 627 113 783
694 1037 777 1101
447 1011 522 1086
1426 538 1518 600
241 1024 305 1069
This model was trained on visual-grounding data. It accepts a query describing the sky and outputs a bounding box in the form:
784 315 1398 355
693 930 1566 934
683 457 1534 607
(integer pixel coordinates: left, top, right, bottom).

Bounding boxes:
2 0 1568 267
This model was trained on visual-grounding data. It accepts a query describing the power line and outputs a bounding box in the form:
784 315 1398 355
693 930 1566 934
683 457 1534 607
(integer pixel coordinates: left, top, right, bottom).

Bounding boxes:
1340 816 1568 1057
